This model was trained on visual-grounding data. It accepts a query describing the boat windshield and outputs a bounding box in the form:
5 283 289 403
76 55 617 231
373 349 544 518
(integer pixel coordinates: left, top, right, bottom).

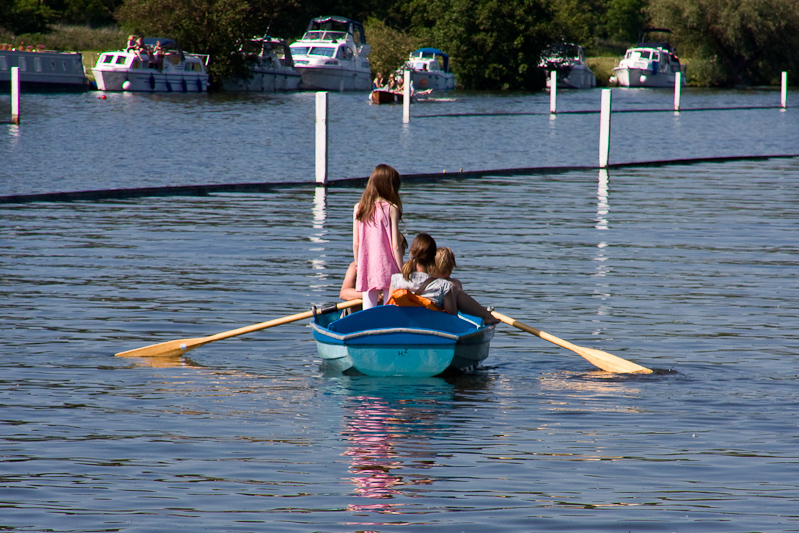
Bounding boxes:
302 31 348 42
630 50 652 60
290 46 308 56
308 47 335 57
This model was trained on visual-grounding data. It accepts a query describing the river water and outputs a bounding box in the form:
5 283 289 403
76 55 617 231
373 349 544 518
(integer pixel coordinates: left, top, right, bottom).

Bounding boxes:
2 87 799 531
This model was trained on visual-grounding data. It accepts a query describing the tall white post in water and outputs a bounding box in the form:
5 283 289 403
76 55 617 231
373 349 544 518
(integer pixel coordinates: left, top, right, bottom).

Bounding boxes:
550 71 557 114
674 72 682 111
11 66 20 125
315 92 328 185
781 71 788 108
599 89 612 168
403 70 411 124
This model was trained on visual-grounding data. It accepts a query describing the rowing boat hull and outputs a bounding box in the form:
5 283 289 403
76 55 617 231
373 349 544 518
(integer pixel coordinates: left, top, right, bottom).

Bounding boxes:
312 306 494 377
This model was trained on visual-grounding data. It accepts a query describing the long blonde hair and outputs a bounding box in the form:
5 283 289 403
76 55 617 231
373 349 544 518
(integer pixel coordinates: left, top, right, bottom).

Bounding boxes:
401 233 436 280
356 164 402 223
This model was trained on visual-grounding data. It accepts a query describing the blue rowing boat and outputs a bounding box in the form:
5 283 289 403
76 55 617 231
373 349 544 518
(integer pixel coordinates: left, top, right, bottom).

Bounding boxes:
311 305 495 377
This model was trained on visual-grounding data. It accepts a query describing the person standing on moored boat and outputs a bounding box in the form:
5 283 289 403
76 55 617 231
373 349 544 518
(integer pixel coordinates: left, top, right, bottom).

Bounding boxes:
353 164 404 310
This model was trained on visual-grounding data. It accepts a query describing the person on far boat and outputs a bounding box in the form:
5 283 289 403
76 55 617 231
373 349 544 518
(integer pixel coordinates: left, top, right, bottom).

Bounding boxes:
153 41 165 70
126 35 137 52
353 164 404 310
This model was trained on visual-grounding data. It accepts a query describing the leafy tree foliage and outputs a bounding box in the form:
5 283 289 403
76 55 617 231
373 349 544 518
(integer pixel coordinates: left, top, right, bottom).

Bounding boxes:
406 0 554 90
647 0 799 86
363 17 419 80
604 0 646 43
1 0 58 34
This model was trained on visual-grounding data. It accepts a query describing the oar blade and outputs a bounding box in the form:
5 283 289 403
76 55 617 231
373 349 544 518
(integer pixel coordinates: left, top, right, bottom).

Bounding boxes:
492 310 653 374
115 337 207 358
573 346 653 374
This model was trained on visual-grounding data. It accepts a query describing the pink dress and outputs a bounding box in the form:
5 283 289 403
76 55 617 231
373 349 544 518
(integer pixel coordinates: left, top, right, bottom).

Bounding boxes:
356 201 399 291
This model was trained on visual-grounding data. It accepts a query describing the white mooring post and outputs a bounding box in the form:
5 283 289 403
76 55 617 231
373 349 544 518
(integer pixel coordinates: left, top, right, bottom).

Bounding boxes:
315 91 328 185
403 70 411 124
781 71 788 109
599 89 612 168
11 66 20 125
674 72 682 111
550 71 557 114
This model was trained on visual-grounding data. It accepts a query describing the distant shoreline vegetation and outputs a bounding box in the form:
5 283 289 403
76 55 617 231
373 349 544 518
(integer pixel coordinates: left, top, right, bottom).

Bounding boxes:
1 0 796 89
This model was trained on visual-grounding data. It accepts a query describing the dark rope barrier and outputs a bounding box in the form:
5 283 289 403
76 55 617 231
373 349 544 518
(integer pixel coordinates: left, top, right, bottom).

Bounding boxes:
1 154 797 204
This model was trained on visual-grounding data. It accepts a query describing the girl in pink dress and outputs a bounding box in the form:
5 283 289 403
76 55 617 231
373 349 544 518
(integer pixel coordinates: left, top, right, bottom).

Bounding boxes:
353 164 403 309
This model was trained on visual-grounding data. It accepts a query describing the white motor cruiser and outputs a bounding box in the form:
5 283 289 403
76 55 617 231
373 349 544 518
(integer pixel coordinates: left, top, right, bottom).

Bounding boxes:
611 29 686 88
399 48 456 91
222 37 301 92
289 16 372 91
539 43 596 89
93 38 209 92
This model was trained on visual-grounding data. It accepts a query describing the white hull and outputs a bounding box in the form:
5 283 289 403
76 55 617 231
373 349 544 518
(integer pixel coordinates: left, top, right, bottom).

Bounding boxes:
545 64 596 89
409 70 455 90
297 67 371 91
613 67 684 88
222 70 301 92
94 69 208 92
93 42 209 93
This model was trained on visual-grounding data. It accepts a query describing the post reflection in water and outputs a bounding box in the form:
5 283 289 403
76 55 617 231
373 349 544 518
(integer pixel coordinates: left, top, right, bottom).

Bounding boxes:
310 186 328 288
593 169 612 323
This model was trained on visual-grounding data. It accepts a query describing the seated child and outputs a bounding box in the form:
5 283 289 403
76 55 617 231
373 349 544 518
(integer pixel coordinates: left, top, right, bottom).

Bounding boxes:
432 246 499 325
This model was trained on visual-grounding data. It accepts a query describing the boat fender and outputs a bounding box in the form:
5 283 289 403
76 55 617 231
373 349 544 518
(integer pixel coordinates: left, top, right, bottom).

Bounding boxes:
196 78 202 92
181 78 187 92
166 80 173 92
149 74 155 90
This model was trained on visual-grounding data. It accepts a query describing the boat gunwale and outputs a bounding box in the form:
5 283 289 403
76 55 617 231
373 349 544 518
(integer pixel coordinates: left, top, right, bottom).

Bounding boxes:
311 323 494 343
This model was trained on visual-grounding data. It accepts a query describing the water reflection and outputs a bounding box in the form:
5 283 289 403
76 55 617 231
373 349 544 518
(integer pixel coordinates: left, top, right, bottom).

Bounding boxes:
593 169 611 320
337 375 494 517
310 186 328 289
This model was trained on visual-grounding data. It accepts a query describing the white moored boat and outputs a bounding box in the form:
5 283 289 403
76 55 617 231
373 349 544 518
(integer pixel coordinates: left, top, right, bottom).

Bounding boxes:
222 36 300 92
611 29 685 88
289 16 371 91
539 43 596 89
93 38 209 92
0 47 88 92
399 48 455 91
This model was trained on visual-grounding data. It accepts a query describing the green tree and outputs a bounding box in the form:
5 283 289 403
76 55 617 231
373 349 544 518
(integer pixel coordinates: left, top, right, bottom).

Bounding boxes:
406 0 554 90
364 17 420 80
648 0 799 86
604 0 646 43
1 0 58 34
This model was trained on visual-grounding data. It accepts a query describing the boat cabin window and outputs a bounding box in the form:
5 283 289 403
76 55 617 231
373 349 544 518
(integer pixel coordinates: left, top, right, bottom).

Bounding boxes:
290 46 308 56
0 56 7 70
115 55 127 65
185 62 202 71
34 57 42 72
102 54 114 64
308 46 335 57
18 57 27 71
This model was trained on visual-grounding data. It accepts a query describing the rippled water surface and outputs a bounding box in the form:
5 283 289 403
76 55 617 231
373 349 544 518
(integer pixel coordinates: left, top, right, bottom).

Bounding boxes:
2 89 799 531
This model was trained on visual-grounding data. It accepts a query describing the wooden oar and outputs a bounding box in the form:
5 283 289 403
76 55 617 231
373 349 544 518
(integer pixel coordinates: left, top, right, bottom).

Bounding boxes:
491 310 652 374
115 300 363 358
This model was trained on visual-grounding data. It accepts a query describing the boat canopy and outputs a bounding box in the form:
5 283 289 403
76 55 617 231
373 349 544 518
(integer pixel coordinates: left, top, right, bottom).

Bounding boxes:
306 16 366 47
411 47 450 72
